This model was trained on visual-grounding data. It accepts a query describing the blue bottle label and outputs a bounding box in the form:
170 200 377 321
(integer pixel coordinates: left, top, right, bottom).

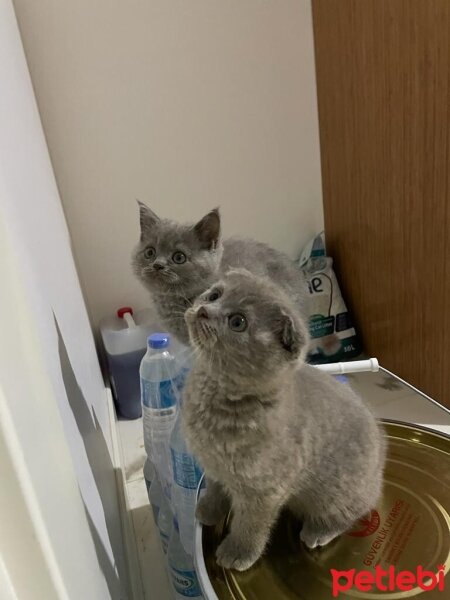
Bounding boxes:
141 378 178 408
171 449 202 489
170 567 202 597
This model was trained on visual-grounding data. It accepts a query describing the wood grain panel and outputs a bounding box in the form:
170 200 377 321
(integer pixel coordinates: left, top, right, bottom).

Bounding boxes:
312 0 450 404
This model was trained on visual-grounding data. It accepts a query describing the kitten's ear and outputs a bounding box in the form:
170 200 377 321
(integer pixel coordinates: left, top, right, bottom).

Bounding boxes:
193 208 221 250
137 200 159 238
276 311 308 361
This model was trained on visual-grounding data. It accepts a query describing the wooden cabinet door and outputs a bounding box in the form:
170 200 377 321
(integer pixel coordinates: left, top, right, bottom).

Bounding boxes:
312 0 450 404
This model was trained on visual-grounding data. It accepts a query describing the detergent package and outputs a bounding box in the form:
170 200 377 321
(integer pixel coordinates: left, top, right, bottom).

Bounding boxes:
298 233 362 364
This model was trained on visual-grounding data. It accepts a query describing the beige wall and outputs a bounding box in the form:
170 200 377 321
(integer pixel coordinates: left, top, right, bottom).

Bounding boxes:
13 0 323 325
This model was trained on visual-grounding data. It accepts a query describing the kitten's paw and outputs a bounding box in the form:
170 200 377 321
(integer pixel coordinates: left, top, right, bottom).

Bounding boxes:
195 496 225 527
300 525 338 549
215 535 262 571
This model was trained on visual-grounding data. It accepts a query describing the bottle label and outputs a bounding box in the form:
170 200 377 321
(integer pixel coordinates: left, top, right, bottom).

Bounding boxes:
171 449 202 489
141 378 178 408
170 567 202 597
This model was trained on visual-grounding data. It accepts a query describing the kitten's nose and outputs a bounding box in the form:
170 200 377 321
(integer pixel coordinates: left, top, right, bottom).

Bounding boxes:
153 262 164 271
197 306 208 319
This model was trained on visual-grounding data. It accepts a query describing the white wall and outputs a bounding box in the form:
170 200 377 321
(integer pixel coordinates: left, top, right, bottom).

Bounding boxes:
13 0 323 325
0 1 126 596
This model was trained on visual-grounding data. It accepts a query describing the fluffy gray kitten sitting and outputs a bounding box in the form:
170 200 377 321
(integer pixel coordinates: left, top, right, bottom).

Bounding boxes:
183 269 385 571
132 202 306 344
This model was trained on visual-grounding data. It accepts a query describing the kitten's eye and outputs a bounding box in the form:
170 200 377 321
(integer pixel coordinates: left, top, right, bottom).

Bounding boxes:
172 251 186 264
228 314 247 332
207 290 221 302
144 247 155 260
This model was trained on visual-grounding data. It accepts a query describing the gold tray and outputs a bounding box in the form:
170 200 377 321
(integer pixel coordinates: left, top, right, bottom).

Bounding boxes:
202 421 450 599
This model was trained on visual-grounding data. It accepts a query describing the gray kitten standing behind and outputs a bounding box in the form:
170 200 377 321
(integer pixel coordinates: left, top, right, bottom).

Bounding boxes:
183 269 386 571
132 203 306 344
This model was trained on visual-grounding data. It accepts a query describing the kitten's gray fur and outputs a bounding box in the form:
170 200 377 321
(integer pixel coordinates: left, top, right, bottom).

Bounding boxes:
132 203 306 344
183 270 385 571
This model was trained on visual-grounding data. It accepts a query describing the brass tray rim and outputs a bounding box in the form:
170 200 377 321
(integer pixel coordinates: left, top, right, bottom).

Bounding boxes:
380 418 450 441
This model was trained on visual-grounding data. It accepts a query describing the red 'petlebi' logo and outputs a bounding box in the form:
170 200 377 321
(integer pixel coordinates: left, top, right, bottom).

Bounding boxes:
347 510 381 537
331 565 446 597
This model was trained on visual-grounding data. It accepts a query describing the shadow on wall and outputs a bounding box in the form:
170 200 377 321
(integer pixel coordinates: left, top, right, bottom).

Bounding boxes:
56 319 127 599
83 502 123 600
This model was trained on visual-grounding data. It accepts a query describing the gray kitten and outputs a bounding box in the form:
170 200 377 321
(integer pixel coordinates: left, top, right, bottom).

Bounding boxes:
183 269 385 571
132 203 306 344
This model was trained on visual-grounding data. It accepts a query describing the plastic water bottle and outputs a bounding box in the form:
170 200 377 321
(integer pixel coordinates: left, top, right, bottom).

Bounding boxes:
170 411 203 556
148 474 163 523
140 333 179 500
143 457 155 495
168 519 203 600
157 497 173 555
173 343 193 393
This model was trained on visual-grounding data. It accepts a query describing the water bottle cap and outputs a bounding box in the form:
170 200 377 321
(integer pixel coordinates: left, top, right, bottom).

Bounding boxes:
148 333 170 349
